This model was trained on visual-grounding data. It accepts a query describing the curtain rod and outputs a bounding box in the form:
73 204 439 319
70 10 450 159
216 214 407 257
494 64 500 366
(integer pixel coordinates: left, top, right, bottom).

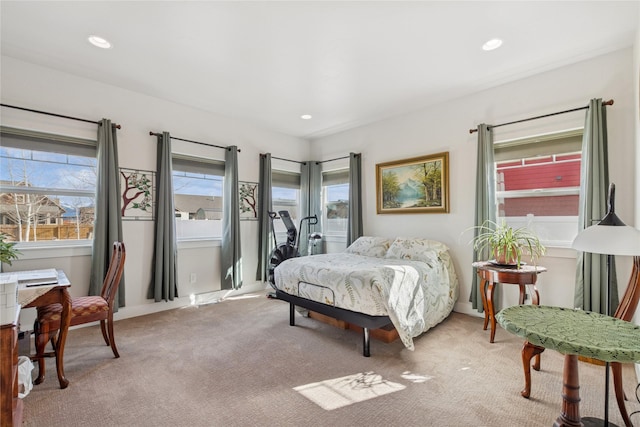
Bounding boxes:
265 153 356 165
316 154 355 164
1 103 122 129
265 154 306 165
150 132 240 152
468 99 614 134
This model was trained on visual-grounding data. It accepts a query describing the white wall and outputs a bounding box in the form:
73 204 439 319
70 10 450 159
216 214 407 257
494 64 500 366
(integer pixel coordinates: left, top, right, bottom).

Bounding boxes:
1 56 311 321
311 48 637 317
1 47 637 325
633 10 640 381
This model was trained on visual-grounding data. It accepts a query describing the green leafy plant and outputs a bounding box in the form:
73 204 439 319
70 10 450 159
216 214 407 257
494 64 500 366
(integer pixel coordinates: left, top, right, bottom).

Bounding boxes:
0 233 21 266
468 220 546 268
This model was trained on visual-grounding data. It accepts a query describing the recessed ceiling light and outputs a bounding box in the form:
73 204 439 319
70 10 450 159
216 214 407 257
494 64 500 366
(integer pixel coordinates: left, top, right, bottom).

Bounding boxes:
88 35 112 49
300 114 312 120
482 38 503 51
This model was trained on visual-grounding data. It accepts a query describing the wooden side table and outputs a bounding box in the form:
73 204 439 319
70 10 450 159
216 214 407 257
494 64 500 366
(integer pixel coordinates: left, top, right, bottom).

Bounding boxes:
472 261 547 343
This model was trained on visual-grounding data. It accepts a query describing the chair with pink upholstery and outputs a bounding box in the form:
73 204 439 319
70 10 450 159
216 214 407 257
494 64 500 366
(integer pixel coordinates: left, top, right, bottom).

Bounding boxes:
33 241 126 384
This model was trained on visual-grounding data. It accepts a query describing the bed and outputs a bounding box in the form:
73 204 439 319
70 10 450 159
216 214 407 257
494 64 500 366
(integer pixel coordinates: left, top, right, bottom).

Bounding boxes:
273 236 459 356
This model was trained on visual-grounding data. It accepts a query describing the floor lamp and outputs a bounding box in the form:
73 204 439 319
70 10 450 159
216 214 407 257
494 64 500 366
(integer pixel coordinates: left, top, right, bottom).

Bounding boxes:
571 183 640 427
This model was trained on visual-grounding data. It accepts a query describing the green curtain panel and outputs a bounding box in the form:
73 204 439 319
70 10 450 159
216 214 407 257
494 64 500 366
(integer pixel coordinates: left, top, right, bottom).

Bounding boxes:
347 152 363 246
574 98 617 313
148 132 178 302
222 146 243 290
256 153 273 282
90 119 124 309
299 160 322 256
469 124 496 312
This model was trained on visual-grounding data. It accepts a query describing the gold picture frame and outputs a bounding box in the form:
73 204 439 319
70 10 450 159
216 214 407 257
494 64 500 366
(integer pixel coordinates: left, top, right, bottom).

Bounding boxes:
376 151 449 214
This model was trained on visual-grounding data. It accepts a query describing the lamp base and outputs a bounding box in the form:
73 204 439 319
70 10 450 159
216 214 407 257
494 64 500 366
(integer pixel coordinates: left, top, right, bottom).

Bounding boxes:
581 417 620 427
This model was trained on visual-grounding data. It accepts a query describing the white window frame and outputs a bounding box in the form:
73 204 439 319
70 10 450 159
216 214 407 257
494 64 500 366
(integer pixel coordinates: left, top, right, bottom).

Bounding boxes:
321 169 349 240
172 154 224 242
0 126 97 248
271 170 301 244
494 129 583 248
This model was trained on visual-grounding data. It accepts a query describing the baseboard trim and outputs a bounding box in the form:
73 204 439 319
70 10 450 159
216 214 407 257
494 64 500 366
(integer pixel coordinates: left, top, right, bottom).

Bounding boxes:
112 282 270 322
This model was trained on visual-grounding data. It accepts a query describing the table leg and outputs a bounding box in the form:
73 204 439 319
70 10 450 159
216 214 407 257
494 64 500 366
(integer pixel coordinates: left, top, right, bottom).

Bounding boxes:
54 289 71 389
518 284 526 304
486 281 497 343
56 288 71 388
527 284 541 370
480 278 489 331
553 354 582 427
529 285 540 306
521 341 545 398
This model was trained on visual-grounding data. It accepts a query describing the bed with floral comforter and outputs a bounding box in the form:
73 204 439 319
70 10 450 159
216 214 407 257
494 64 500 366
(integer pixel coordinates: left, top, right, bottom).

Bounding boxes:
273 236 459 352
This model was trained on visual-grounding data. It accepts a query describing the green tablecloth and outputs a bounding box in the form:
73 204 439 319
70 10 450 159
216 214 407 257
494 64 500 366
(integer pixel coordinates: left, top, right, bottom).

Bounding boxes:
496 305 640 363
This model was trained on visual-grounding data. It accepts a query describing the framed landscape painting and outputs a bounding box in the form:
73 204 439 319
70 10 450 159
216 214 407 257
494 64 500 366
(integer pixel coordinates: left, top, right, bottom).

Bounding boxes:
376 151 449 214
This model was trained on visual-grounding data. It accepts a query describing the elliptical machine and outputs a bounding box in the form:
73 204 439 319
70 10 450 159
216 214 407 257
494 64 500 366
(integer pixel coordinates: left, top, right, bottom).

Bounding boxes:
267 210 321 287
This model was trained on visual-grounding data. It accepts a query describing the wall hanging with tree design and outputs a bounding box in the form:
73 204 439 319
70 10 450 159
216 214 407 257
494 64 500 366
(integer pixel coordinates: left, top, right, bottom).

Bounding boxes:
239 181 258 220
120 168 155 220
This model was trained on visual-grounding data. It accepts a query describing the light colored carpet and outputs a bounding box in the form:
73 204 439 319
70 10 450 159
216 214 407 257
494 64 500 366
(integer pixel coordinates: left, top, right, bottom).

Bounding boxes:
21 292 640 426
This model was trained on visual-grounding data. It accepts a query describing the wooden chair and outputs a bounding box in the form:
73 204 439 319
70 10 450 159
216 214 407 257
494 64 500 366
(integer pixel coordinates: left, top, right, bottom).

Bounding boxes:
521 256 640 427
32 241 126 384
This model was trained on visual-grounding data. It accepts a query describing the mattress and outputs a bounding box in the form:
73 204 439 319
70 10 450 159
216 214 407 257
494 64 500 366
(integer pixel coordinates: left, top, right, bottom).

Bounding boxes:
273 237 459 350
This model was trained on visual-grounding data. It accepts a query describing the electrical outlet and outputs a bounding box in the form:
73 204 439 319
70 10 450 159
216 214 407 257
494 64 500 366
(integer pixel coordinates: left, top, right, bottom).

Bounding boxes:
190 273 196 284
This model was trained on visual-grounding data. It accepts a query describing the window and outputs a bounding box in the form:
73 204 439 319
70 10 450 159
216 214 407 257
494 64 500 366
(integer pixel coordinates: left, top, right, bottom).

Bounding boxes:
272 170 300 241
494 130 582 247
172 155 224 240
322 169 349 237
0 126 97 243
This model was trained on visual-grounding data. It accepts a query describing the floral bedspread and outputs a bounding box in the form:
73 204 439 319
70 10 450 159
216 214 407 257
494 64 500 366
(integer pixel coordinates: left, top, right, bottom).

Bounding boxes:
273 250 459 350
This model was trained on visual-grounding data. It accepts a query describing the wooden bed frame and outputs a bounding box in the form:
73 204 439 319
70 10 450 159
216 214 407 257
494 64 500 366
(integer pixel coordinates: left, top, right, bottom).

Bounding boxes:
274 289 392 357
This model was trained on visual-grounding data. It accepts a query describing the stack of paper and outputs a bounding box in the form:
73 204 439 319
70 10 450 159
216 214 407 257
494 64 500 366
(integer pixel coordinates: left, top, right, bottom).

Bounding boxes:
17 268 59 287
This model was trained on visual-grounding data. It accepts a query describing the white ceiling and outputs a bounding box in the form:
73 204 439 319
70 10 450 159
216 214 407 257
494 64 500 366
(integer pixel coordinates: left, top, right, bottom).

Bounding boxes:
1 1 638 139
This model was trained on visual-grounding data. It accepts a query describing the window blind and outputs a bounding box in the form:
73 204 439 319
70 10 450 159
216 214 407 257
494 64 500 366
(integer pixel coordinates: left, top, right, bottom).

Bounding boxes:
172 154 224 176
322 169 349 186
494 130 582 162
0 126 96 157
272 170 300 189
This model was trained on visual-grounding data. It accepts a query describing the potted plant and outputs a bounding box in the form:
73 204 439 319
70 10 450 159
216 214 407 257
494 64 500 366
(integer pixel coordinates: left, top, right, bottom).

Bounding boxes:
0 233 21 267
469 220 546 268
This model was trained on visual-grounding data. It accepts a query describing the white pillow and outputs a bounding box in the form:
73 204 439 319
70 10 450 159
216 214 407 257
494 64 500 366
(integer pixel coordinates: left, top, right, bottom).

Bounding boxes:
344 236 393 258
384 237 449 263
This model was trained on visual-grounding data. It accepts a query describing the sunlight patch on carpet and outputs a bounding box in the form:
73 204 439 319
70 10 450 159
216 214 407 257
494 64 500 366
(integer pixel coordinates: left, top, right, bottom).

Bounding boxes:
401 371 433 383
294 372 405 410
189 292 222 306
190 291 262 306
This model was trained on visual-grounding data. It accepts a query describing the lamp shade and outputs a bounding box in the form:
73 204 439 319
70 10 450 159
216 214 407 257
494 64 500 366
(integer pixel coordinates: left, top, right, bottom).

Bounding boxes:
572 183 640 256
572 223 640 256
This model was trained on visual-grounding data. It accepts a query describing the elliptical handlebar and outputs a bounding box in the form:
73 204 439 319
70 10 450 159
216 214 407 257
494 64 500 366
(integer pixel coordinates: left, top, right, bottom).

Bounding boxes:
295 214 319 250
305 215 318 226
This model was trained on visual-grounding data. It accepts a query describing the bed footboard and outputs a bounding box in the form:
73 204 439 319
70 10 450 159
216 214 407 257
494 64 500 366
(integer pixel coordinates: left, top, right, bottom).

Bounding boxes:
274 289 392 357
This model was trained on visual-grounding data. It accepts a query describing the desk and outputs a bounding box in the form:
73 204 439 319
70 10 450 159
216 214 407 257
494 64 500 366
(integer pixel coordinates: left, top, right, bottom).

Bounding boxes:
1 270 71 389
472 261 546 343
497 305 640 427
